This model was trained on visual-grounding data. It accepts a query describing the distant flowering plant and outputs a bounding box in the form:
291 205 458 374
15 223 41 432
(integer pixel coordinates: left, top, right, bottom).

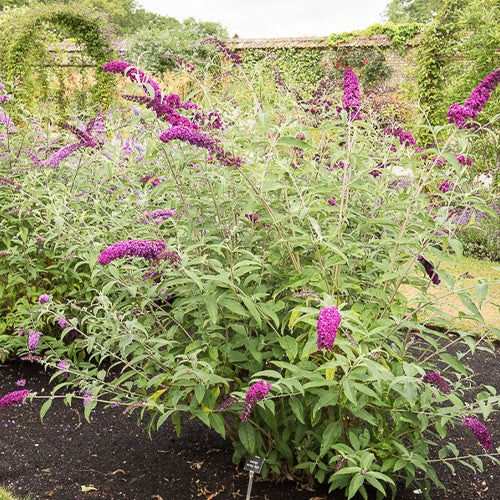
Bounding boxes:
142 209 176 224
447 69 500 128
240 380 271 422
462 417 493 451
317 306 342 351
200 38 242 65
98 239 167 265
0 389 30 409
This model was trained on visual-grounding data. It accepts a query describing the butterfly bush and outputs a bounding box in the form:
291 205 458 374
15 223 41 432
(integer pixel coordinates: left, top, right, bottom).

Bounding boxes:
28 330 41 351
422 371 451 394
417 255 441 285
447 69 500 128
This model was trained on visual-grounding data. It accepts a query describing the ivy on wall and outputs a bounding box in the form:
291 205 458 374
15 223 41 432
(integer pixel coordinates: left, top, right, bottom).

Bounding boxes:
3 2 116 108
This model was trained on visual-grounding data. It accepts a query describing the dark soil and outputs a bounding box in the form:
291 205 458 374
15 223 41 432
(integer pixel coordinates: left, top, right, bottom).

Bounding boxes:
0 341 498 500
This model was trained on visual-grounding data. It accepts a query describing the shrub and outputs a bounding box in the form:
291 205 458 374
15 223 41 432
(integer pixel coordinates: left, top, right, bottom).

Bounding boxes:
0 57 498 500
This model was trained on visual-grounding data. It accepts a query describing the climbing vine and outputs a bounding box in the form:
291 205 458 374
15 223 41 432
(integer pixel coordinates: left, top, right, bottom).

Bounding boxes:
3 2 116 108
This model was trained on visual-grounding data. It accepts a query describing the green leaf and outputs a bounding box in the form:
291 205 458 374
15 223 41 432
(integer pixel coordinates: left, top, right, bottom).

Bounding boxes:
238 422 256 454
289 396 305 424
347 474 365 500
320 421 342 458
279 335 298 362
39 398 53 423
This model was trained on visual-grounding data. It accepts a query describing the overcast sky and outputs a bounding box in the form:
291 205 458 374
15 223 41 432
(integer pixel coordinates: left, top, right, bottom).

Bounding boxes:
136 0 390 39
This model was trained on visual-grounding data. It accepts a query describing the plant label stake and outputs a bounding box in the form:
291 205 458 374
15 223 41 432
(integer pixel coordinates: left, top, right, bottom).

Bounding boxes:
243 456 264 500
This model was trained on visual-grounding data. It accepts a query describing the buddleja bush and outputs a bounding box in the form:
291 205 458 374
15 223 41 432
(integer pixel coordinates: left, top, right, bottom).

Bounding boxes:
0 47 498 499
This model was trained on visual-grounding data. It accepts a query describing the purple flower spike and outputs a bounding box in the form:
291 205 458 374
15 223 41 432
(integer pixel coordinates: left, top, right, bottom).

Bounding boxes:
240 380 271 422
0 389 30 409
417 255 440 285
142 209 176 224
422 371 451 394
98 239 167 265
57 316 70 329
57 360 70 379
159 126 216 150
342 68 362 121
317 306 342 351
38 294 50 304
447 70 500 128
28 331 41 351
462 417 493 451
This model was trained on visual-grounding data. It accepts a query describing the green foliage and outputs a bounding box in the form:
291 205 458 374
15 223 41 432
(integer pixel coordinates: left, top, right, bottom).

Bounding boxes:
1 55 499 498
383 0 446 23
2 2 116 108
123 17 227 75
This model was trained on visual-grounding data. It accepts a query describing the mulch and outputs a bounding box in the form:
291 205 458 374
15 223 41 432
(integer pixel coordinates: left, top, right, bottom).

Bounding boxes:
0 340 498 500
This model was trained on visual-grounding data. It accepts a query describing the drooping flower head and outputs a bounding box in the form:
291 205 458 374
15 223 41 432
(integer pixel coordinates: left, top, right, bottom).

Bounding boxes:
462 416 493 451
422 371 451 394
28 331 41 351
0 389 30 409
342 68 362 121
200 38 242 65
56 316 70 329
98 239 167 265
159 126 216 150
240 380 271 422
417 255 440 285
142 209 177 224
447 70 500 128
384 127 416 147
317 306 342 351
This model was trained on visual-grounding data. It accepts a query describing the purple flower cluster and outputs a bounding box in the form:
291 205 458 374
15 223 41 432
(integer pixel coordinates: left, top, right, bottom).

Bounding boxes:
438 180 452 193
327 197 337 206
422 371 451 394
38 293 50 304
57 360 70 379
56 316 70 329
240 380 271 422
447 70 500 128
417 255 440 285
342 68 362 121
214 396 238 413
29 112 105 169
462 417 493 451
245 213 261 223
0 389 30 409
159 126 215 150
28 331 41 351
317 306 342 351
163 52 196 72
142 209 176 223
201 38 242 65
98 239 167 265
384 127 416 147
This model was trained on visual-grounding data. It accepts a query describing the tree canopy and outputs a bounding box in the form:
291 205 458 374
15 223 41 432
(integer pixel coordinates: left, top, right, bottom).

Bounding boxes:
383 0 446 23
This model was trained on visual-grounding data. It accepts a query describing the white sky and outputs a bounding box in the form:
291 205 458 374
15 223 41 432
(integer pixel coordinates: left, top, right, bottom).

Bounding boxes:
136 0 390 39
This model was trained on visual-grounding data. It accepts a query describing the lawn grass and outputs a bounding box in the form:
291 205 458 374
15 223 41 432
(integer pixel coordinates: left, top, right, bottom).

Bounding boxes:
0 487 27 500
403 256 500 338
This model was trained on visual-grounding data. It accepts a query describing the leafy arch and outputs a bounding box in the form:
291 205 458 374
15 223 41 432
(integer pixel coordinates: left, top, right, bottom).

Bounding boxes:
5 3 116 107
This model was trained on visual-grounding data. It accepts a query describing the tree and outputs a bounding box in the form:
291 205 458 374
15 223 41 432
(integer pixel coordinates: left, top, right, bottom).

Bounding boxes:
383 0 446 23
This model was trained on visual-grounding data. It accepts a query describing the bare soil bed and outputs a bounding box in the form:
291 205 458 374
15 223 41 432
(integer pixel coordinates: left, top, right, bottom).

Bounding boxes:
0 340 498 500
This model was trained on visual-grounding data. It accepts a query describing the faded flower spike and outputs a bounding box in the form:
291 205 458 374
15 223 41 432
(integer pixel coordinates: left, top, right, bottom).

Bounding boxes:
317 306 342 351
462 417 493 451
422 371 451 394
38 294 50 304
0 389 30 409
98 239 167 265
240 380 271 422
417 255 440 285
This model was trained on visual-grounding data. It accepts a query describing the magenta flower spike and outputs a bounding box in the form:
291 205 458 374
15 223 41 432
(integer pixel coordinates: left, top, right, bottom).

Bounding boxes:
240 380 271 422
28 331 41 351
462 416 493 451
0 389 30 409
317 306 342 351
422 371 451 394
98 239 167 265
447 70 500 128
342 68 362 121
417 255 441 285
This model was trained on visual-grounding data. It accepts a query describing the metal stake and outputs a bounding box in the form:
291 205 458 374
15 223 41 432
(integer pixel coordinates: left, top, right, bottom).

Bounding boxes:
245 470 255 500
